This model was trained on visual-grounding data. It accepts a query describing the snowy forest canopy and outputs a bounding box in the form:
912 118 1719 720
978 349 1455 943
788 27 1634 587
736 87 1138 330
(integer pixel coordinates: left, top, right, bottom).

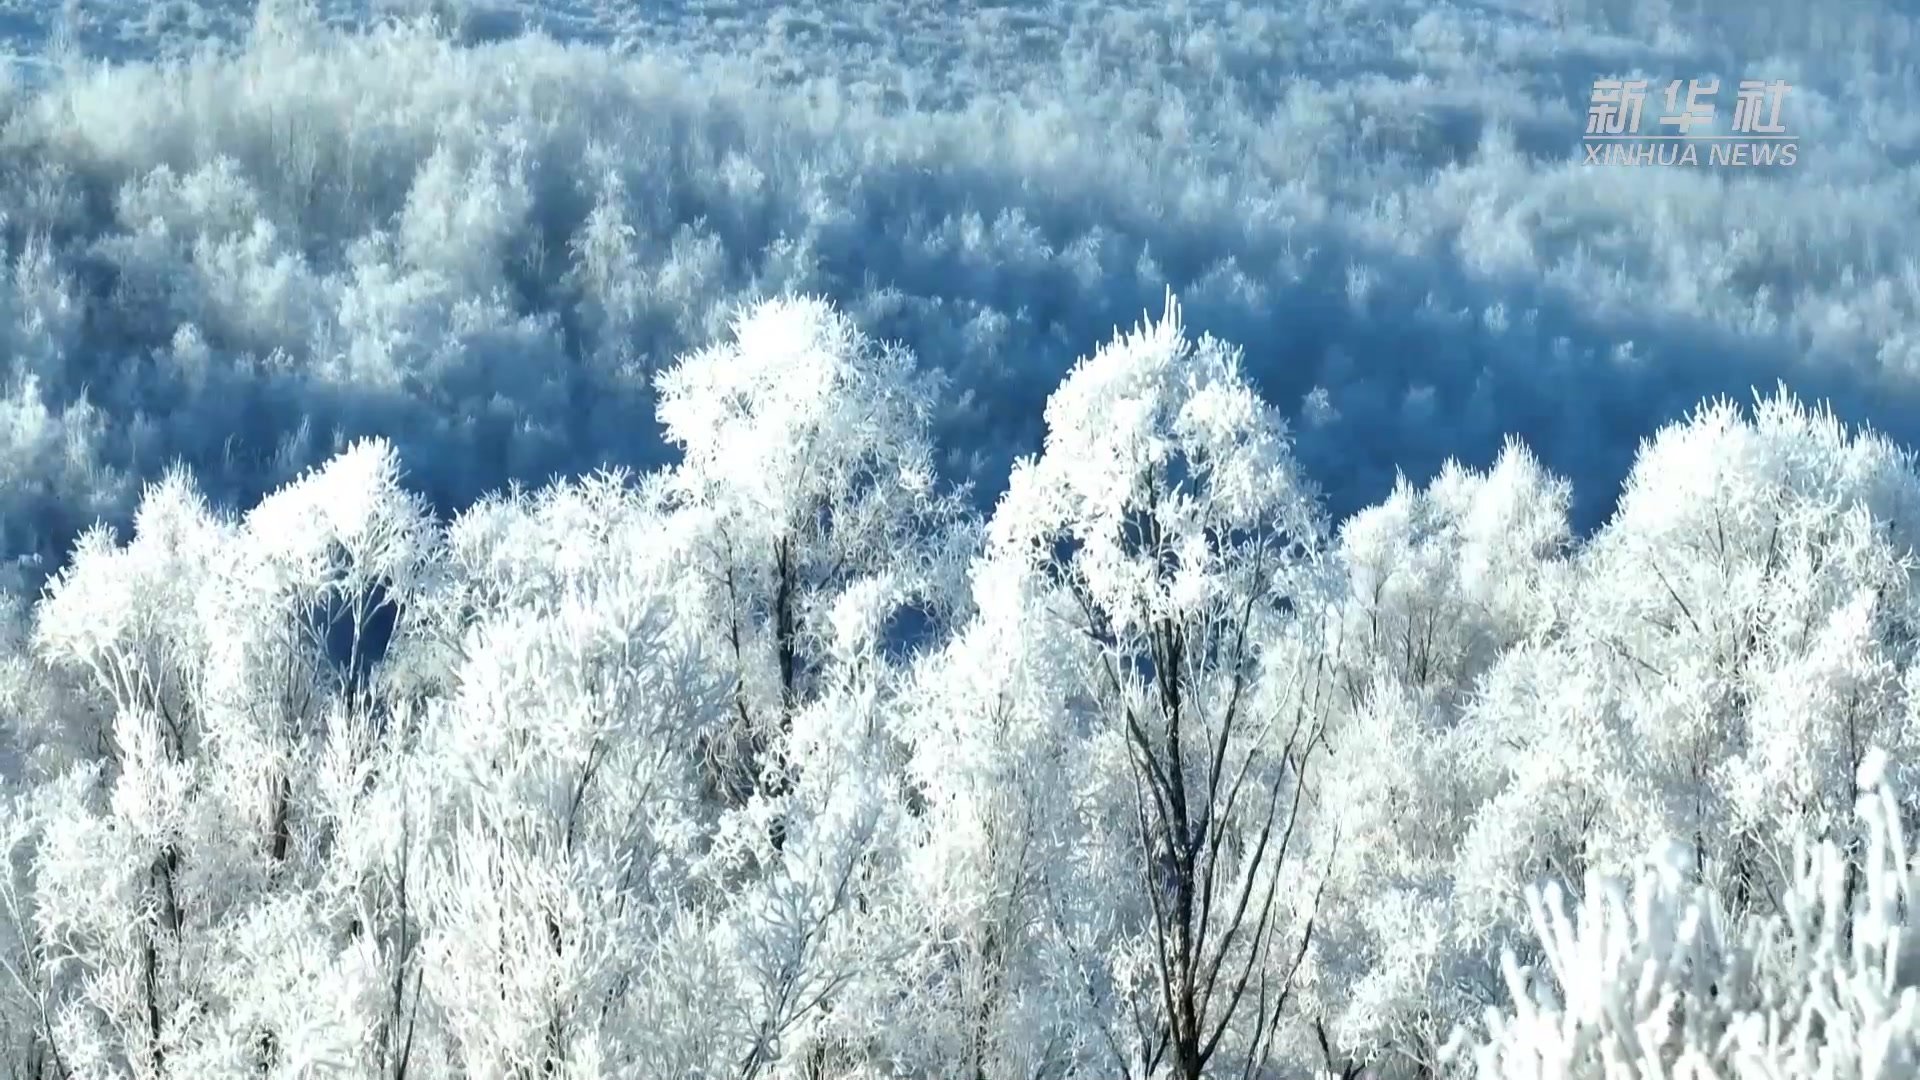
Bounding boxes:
2 1 1920 1077
1 286 1919 1079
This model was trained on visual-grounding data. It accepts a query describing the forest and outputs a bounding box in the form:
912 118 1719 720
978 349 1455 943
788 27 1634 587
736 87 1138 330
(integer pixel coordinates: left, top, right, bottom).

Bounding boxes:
0 288 1916 1078
1 1 1918 1076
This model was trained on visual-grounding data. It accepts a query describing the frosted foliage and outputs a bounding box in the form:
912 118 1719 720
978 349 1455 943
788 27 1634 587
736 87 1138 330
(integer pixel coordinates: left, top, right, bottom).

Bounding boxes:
3 290 1920 1079
652 292 973 815
1548 393 1920 906
968 293 1336 1080
0 0 1907 1069
1461 751 1920 1080
658 295 935 533
991 290 1323 628
1330 440 1571 694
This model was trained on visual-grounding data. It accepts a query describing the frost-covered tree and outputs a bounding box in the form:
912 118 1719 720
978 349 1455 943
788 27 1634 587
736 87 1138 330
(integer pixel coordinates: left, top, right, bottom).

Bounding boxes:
704 578 916 1080
414 551 725 1076
1575 392 1920 896
653 295 974 815
408 471 719 1078
984 292 1331 1080
883 553 1102 1079
1458 747 1920 1080
1326 443 1571 702
419 440 918 1079
1308 443 1575 1076
18 441 440 1077
1332 391 1920 1078
1456 390 1920 938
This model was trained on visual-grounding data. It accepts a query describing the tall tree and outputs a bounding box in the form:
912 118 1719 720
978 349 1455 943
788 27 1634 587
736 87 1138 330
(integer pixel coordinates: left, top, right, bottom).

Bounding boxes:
652 295 973 814
885 554 1098 1079
984 291 1330 1080
1309 444 1574 1077
26 442 440 1077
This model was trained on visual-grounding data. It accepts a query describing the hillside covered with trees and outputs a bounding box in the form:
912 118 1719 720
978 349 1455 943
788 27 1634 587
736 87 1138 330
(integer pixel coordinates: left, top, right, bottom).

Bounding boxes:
2 1 1919 1076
